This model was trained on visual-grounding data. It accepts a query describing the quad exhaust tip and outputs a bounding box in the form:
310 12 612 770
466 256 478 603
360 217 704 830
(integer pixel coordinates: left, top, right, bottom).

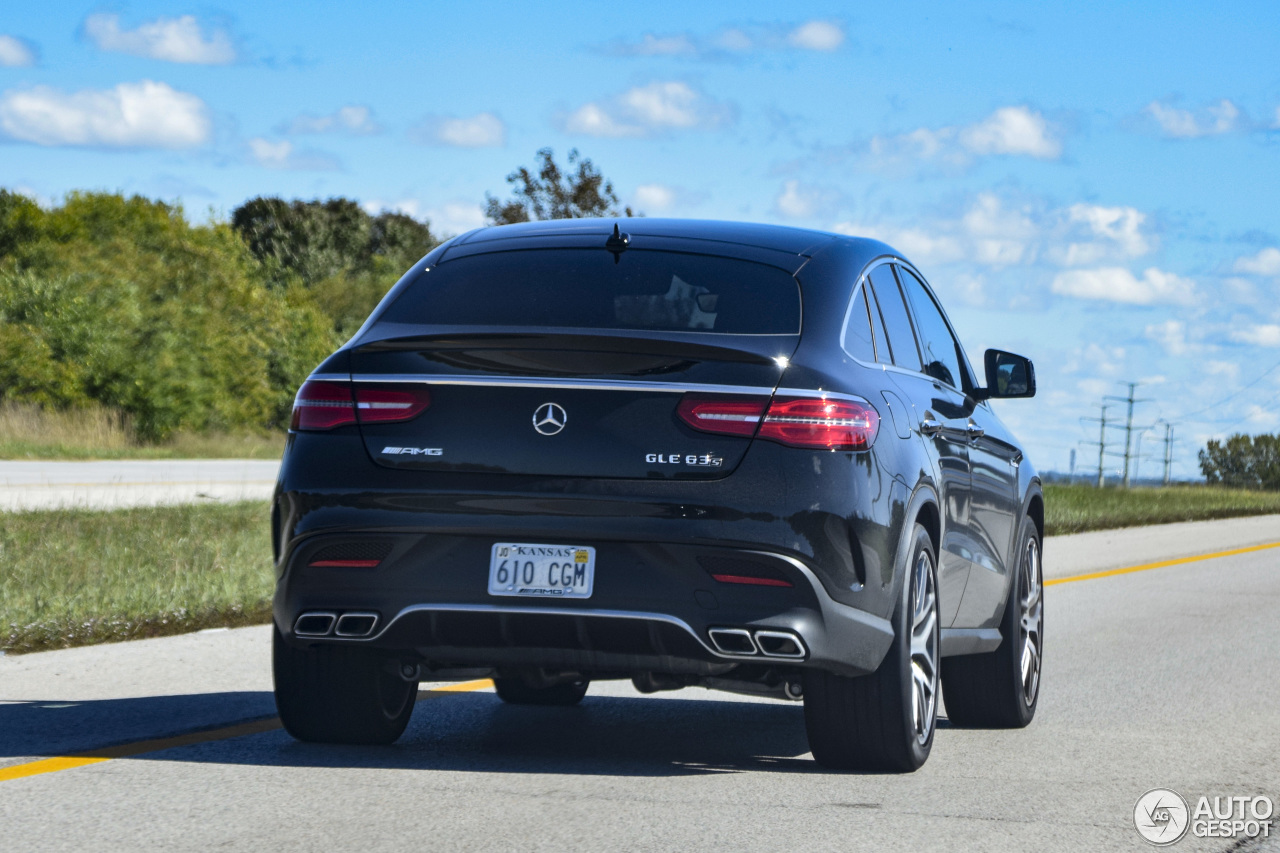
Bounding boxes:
335 612 379 638
708 627 807 659
293 611 379 638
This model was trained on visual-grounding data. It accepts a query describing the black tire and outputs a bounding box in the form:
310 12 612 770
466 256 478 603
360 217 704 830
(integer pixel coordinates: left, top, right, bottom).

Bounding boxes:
493 677 589 706
803 523 940 772
941 515 1043 728
273 626 418 744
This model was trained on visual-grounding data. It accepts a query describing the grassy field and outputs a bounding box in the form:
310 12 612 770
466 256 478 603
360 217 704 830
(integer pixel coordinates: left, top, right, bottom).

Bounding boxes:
3 485 1279 654
1043 483 1280 535
0 403 284 460
1 501 273 654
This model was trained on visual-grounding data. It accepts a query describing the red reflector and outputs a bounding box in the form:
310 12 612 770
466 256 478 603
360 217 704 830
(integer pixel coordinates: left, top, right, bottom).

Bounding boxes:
710 573 793 588
758 397 879 451
291 380 356 430
290 380 430 431
308 559 382 568
676 395 769 437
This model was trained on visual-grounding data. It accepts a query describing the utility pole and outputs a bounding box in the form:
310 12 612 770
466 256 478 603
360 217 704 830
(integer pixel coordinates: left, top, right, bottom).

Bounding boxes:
1160 422 1175 486
1081 404 1110 488
1105 382 1152 489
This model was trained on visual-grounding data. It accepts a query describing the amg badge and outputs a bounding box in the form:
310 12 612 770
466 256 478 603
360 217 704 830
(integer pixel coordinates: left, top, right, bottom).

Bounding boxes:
646 452 723 467
382 446 443 456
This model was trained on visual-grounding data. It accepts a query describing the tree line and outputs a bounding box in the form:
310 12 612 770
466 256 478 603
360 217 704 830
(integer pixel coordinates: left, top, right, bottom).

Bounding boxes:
0 149 632 441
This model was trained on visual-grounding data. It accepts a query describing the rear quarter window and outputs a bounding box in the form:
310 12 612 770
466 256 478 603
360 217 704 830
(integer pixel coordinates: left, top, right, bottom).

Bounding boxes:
378 248 801 335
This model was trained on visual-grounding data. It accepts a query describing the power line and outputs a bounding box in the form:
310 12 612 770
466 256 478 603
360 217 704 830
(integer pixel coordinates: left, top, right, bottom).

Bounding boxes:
1176 354 1280 420
1104 382 1152 489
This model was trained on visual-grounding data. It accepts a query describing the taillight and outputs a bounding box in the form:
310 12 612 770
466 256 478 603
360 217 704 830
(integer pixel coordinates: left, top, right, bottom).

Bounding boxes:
677 392 878 451
291 381 356 430
676 395 769 437
759 397 878 451
291 380 430 431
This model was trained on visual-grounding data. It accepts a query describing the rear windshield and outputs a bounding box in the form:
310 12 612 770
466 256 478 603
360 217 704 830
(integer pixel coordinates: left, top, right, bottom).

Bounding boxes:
379 248 801 334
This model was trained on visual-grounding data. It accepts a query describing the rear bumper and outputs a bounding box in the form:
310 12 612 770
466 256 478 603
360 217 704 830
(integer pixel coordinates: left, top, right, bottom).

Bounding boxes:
275 540 893 677
272 430 905 677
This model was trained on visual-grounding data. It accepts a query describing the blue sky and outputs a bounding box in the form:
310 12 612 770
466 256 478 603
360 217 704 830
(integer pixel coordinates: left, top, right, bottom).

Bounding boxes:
3 1 1280 478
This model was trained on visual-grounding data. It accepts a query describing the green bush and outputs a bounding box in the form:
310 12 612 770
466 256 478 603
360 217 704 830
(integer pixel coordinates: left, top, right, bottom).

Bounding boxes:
0 190 338 441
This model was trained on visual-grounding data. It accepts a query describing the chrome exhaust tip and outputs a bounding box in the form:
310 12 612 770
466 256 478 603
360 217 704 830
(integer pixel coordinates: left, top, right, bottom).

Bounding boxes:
334 612 379 638
754 630 806 659
294 612 337 637
708 628 758 656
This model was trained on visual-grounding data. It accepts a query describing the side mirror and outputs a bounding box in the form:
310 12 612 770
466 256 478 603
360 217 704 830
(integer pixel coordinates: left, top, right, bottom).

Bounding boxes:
974 349 1035 400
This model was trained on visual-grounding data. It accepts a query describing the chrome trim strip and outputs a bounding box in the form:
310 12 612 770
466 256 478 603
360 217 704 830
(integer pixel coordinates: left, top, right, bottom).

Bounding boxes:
773 387 874 404
344 603 762 660
306 373 350 383
347 374 778 396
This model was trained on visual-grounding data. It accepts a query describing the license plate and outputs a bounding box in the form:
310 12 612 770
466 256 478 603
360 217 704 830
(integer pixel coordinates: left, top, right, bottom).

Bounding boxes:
488 543 596 599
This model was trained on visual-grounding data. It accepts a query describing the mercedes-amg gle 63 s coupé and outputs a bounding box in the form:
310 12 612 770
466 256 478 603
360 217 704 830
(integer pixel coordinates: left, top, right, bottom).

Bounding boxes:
271 218 1044 772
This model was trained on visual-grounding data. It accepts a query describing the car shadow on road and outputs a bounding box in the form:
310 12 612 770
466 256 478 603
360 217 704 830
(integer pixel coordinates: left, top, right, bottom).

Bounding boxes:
1 688 862 777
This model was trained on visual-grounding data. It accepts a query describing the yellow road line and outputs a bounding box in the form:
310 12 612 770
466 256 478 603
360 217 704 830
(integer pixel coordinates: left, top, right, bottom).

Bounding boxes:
0 679 492 784
1045 541 1280 587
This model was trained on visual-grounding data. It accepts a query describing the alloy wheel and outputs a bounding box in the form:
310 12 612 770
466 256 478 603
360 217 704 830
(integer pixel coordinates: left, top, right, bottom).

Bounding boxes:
909 549 940 744
1018 538 1044 707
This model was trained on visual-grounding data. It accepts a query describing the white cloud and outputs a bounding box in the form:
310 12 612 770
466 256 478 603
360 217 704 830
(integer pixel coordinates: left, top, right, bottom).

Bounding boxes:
0 81 210 149
248 137 339 170
1145 99 1239 138
633 183 677 212
1229 324 1280 347
0 35 37 67
604 20 845 58
959 106 1061 158
1048 204 1152 266
1051 267 1196 305
868 105 1061 167
564 82 732 138
83 13 236 65
1245 404 1280 429
786 21 845 52
285 105 379 135
609 33 697 56
837 193 1155 272
774 180 837 219
1233 247 1280 276
1205 360 1240 382
832 221 966 265
363 199 487 237
1145 319 1194 356
412 112 506 147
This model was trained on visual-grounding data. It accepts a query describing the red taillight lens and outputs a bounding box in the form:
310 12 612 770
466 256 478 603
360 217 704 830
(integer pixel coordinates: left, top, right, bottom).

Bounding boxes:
291 381 356 430
291 381 430 431
354 385 431 424
759 397 879 451
676 395 769 437
710 573 793 588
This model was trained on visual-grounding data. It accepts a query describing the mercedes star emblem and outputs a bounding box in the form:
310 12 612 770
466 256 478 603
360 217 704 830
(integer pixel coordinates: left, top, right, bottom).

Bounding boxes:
532 402 567 436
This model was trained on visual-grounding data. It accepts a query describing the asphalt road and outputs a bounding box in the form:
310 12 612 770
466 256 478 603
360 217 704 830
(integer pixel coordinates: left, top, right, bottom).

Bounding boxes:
0 460 279 511
2 523 1278 852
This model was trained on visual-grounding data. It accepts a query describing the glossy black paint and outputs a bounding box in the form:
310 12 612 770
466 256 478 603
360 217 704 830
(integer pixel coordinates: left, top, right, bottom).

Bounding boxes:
273 218 1042 682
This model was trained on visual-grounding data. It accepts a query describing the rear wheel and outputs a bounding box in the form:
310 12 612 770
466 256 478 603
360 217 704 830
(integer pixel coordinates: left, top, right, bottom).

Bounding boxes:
803 523 939 772
273 627 418 744
493 676 589 706
940 516 1043 728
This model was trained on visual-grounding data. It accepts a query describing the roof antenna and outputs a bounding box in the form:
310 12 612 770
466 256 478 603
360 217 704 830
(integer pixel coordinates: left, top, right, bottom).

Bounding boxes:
605 222 630 263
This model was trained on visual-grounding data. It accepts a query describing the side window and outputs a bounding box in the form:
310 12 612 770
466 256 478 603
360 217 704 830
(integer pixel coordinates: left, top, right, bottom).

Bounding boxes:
867 266 920 371
842 284 876 362
896 266 966 391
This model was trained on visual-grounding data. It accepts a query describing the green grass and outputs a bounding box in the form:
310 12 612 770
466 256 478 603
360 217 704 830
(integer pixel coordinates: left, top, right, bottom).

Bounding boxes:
0 501 273 654
3 485 1279 655
1043 483 1280 536
0 402 284 460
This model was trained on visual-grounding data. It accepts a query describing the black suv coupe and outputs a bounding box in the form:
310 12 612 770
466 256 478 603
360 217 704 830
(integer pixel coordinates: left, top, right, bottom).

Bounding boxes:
271 218 1043 772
